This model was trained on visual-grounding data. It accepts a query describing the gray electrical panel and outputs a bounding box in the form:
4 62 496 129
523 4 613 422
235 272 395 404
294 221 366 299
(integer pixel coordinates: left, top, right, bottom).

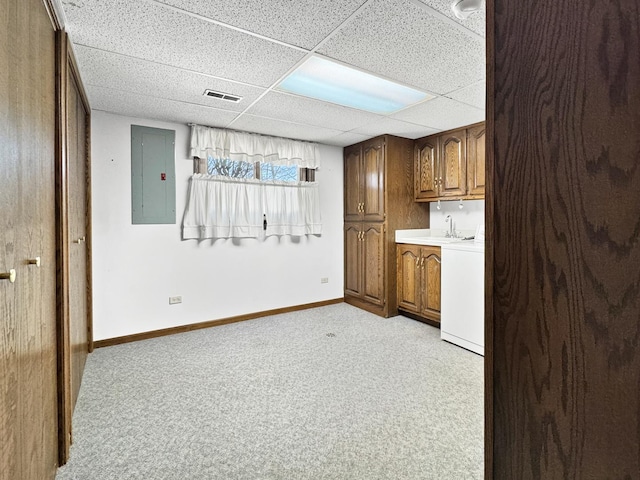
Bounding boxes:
131 125 176 224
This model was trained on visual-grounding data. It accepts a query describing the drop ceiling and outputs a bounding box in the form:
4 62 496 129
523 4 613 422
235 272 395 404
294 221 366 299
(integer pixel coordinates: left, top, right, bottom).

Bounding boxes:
59 0 486 147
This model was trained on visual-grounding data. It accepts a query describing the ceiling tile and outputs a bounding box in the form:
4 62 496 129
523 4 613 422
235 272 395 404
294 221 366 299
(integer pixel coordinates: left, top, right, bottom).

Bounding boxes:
62 0 305 87
415 0 485 37
318 0 485 94
445 81 486 110
246 92 384 132
323 131 372 147
230 114 344 144
350 117 438 139
88 86 239 128
154 0 368 50
74 45 266 112
391 97 485 130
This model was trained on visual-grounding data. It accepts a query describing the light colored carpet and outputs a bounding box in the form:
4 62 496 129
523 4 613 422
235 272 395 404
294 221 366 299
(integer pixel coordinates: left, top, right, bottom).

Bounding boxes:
56 303 483 480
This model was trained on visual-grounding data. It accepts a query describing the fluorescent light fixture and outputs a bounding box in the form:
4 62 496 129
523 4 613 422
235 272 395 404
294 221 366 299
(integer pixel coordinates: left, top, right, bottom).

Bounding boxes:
276 56 432 114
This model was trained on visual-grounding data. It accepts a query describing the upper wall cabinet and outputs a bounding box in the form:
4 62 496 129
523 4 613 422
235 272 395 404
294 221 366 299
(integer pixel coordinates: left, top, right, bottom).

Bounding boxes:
344 137 385 222
466 124 486 196
439 129 467 197
415 136 438 200
414 122 485 202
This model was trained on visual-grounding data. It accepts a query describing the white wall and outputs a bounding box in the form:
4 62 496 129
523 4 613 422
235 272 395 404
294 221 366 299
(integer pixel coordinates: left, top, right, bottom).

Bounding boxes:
91 111 344 341
429 199 484 236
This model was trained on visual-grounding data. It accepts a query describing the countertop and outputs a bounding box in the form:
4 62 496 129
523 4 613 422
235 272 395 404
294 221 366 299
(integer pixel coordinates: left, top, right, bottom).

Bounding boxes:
395 229 484 251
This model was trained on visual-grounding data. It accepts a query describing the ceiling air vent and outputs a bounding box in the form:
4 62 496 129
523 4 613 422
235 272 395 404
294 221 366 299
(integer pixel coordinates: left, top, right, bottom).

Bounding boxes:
204 89 242 103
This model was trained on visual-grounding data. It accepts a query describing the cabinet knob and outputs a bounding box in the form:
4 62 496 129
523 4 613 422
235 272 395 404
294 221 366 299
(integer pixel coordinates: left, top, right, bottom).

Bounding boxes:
0 269 16 283
28 257 41 267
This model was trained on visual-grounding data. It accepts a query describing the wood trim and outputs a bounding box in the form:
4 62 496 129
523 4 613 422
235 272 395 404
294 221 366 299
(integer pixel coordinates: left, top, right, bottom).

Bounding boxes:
42 0 65 30
85 111 93 353
54 28 72 466
66 39 94 353
93 298 344 349
344 295 385 317
398 309 441 329
485 0 494 478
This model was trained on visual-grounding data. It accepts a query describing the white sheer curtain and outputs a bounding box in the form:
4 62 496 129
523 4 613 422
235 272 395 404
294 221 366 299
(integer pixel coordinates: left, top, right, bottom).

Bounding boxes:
184 125 322 240
183 174 322 239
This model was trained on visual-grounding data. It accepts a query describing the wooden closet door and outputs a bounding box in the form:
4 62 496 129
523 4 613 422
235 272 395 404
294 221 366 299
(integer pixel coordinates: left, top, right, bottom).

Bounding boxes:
67 70 89 411
0 0 58 478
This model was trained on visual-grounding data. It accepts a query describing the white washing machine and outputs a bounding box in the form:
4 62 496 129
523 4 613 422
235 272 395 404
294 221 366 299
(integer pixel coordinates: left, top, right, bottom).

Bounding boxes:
440 241 484 356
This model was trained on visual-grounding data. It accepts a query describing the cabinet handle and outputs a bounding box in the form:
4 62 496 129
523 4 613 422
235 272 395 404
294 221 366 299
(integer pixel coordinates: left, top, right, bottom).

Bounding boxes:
416 258 420 267
421 257 425 267
28 257 41 267
0 269 16 283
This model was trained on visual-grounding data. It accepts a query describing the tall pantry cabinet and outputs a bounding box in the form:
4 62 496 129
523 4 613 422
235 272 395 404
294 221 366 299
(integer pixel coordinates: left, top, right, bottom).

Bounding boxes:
344 135 430 317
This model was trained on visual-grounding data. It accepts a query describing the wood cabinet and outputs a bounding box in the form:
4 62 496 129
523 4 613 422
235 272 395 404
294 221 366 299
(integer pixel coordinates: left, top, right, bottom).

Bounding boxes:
466 124 486 196
345 222 385 307
439 129 467 197
397 244 442 323
344 137 385 222
344 135 430 317
415 137 438 200
414 122 485 202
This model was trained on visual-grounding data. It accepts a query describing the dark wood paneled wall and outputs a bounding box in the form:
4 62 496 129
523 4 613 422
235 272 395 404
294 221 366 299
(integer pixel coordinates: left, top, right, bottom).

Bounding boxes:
1 0 58 479
487 0 640 478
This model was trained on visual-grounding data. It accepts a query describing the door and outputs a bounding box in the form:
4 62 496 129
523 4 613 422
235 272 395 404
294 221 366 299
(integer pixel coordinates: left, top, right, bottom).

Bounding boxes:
1 0 59 478
362 138 385 222
67 67 90 412
467 125 485 196
362 223 385 306
397 245 421 313
420 248 442 322
344 223 362 297
439 130 467 197
415 137 439 200
344 145 362 222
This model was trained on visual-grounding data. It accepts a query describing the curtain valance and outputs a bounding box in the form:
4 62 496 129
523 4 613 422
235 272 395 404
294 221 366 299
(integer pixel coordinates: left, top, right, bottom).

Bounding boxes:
189 124 320 168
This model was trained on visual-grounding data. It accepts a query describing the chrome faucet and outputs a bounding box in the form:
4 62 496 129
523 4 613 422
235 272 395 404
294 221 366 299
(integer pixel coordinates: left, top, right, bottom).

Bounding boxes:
445 215 454 237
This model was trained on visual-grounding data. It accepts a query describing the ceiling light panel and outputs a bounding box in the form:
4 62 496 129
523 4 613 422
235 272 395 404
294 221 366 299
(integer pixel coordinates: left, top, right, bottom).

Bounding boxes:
153 0 368 50
276 56 432 114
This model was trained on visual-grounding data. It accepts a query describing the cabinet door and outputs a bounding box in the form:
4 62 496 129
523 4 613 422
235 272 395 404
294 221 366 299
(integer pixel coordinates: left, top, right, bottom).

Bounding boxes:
397 245 421 313
362 223 385 306
467 125 486 196
362 138 385 222
415 137 439 200
344 223 362 297
420 248 442 321
344 145 362 222
439 129 467 197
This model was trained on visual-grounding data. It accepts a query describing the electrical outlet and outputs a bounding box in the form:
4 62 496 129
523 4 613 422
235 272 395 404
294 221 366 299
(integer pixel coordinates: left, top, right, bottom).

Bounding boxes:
320 277 329 284
169 296 182 305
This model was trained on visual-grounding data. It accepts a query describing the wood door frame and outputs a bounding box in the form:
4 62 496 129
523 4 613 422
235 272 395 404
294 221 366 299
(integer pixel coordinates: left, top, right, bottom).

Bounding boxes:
485 0 494 477
55 29 93 466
